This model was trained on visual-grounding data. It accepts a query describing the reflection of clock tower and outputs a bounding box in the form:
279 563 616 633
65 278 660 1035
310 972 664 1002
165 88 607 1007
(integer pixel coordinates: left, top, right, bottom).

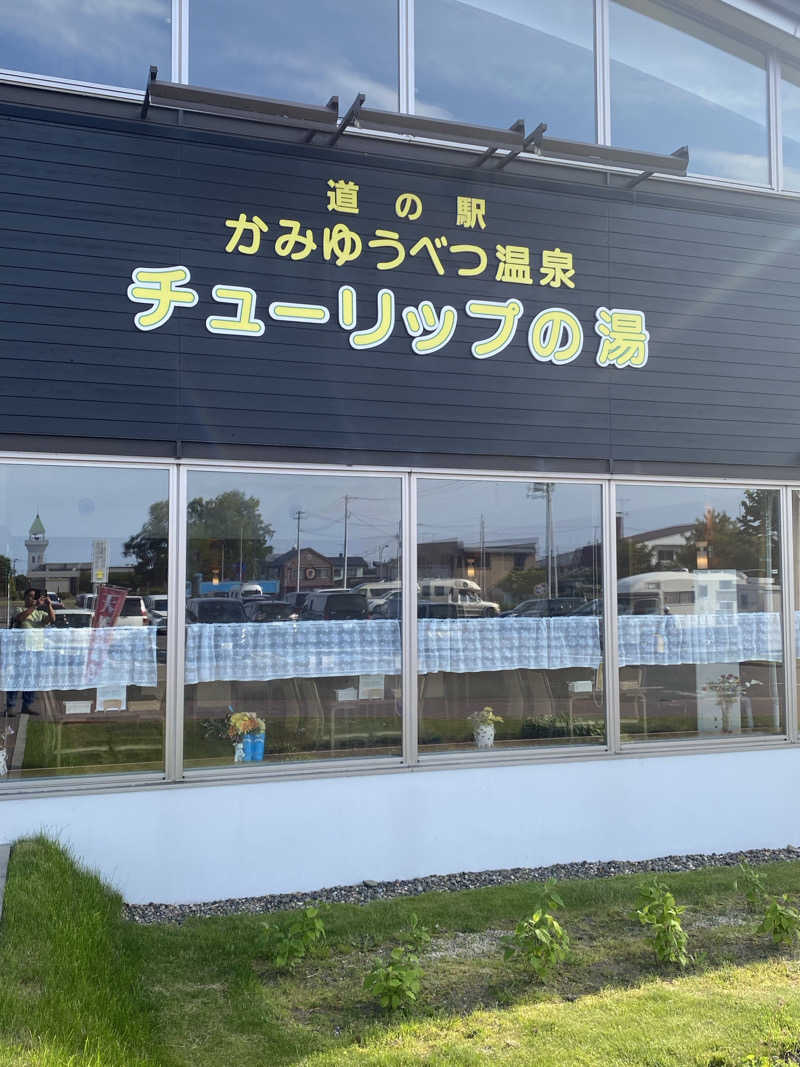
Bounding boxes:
26 513 48 575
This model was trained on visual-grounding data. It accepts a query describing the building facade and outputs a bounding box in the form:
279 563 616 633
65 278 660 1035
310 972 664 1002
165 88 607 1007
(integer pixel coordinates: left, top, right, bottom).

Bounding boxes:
3 0 800 903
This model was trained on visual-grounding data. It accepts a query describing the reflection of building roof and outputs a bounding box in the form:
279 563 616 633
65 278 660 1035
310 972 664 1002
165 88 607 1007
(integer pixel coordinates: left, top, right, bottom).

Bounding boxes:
625 523 693 542
329 555 368 568
29 513 45 536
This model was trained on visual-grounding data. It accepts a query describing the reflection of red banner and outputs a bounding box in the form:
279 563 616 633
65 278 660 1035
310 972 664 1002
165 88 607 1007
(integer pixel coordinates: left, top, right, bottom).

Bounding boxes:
86 586 128 684
92 586 127 629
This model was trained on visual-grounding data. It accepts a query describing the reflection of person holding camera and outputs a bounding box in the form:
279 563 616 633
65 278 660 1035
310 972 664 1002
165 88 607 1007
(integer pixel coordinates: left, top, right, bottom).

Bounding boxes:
5 588 55 716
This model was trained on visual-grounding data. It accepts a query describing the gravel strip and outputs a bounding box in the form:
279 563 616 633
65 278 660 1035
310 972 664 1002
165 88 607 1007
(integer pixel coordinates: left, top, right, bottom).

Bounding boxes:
123 845 800 925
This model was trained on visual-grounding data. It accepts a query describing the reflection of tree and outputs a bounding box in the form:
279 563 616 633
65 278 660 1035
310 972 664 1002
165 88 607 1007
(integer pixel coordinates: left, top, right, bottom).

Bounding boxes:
617 538 652 579
187 491 273 581
124 500 169 588
675 491 778 575
124 491 274 588
497 565 546 602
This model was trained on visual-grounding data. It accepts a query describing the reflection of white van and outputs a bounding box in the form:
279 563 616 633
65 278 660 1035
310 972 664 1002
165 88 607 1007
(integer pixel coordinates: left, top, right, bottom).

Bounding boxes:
229 582 266 600
419 578 481 600
418 578 499 617
352 580 401 599
616 570 752 614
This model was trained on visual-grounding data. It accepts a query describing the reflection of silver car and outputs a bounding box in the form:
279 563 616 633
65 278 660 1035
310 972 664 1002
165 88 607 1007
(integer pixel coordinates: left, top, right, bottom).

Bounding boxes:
53 608 94 628
144 595 168 625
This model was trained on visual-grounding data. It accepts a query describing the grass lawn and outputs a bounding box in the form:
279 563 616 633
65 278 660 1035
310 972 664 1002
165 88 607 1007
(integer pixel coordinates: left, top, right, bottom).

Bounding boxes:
3 839 800 1065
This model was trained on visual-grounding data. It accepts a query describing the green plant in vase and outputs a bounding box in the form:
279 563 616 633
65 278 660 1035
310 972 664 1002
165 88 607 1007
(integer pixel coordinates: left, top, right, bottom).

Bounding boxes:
466 705 504 749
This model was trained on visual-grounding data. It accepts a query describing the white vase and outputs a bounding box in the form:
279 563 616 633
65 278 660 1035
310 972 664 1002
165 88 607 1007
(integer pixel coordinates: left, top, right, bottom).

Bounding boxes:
473 723 495 749
233 741 245 763
0 747 7 777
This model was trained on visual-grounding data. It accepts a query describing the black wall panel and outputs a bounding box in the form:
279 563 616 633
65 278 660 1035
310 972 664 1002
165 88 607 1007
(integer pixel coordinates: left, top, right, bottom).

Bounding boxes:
2 101 800 470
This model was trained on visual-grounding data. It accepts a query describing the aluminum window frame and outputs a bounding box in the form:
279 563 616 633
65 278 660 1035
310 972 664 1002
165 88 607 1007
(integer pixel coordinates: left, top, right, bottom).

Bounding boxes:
0 451 175 795
411 468 611 765
178 461 409 779
0 453 799 799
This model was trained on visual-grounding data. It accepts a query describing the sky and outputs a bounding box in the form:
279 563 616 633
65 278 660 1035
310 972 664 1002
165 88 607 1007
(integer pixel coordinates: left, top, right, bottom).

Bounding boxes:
0 461 771 579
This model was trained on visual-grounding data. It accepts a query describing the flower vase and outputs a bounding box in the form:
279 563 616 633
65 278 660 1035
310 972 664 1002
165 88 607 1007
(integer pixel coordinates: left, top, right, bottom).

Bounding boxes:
473 723 495 749
233 741 245 763
243 733 256 761
0 747 7 777
252 732 265 761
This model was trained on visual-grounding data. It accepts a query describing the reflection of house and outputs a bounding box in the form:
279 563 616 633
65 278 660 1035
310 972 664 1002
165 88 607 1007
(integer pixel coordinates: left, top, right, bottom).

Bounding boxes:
329 555 369 584
623 523 694 568
417 539 537 591
266 547 333 597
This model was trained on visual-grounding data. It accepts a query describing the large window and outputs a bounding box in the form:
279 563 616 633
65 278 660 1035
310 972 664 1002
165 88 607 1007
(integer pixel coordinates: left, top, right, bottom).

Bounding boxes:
616 485 784 743
182 470 403 769
2 0 171 89
0 463 169 780
188 0 399 110
415 0 595 140
416 478 604 754
610 0 769 185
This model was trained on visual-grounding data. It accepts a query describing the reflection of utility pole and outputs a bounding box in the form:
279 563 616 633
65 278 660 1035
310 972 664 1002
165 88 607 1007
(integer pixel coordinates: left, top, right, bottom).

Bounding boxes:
479 514 486 596
293 509 304 594
395 520 401 580
342 495 350 588
238 527 244 582
528 482 557 598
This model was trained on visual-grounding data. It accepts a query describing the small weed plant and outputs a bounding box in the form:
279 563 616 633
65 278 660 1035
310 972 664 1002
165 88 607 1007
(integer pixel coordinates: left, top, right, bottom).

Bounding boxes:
758 895 800 946
263 904 326 969
503 879 570 979
736 862 768 910
634 880 689 968
363 913 430 1013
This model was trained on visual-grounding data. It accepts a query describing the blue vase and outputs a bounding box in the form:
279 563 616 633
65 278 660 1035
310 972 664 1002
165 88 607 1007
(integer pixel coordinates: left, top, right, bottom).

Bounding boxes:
243 733 255 761
252 732 265 761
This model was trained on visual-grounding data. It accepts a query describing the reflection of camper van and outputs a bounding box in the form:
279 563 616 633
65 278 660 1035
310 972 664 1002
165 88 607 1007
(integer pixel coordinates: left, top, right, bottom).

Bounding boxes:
418 578 500 616
419 578 481 599
616 570 754 614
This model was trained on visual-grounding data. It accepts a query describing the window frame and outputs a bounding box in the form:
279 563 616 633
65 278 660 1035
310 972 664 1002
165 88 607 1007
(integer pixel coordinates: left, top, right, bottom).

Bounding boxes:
0 455 795 798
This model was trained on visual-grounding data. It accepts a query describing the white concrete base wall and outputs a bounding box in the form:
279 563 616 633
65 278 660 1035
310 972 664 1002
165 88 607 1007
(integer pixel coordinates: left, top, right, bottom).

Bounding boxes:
2 747 798 904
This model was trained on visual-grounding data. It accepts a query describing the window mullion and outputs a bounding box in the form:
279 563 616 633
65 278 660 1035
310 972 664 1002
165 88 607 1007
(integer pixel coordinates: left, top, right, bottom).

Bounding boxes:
402 472 419 764
769 50 783 191
602 480 620 752
595 0 612 145
399 0 414 114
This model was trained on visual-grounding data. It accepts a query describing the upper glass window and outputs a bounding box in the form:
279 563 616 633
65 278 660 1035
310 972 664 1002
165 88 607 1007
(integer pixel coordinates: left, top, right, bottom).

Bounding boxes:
782 67 800 192
610 0 768 185
2 1 171 89
189 0 399 111
415 0 595 140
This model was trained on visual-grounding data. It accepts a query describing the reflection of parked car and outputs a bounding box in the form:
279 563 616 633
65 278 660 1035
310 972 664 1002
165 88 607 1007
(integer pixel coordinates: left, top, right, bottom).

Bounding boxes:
115 596 150 626
377 596 460 619
285 591 309 612
144 595 168 625
76 593 96 610
45 590 64 609
502 597 586 617
243 599 298 622
53 608 94 628
186 597 246 623
301 590 369 620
